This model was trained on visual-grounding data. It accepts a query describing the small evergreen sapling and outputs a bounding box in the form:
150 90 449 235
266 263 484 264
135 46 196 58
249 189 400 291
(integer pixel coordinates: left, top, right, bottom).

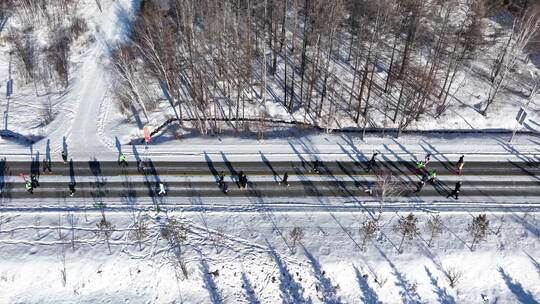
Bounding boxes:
395 213 419 253
467 214 489 250
425 214 443 247
289 226 304 253
359 219 379 251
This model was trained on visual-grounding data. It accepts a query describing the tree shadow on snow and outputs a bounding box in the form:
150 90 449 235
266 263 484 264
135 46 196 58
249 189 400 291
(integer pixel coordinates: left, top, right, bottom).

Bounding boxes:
0 129 43 146
142 158 163 209
498 267 539 304
115 136 122 155
339 133 367 164
220 152 238 182
303 247 341 304
241 272 261 304
375 246 423 304
266 241 311 304
200 257 223 304
511 213 540 239
353 265 380 304
260 151 278 183
288 142 309 171
525 252 540 277
424 266 456 304
120 174 137 209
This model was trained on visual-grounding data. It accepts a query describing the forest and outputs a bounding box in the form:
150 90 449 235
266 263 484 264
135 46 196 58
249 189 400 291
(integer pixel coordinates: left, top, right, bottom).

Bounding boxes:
3 0 540 135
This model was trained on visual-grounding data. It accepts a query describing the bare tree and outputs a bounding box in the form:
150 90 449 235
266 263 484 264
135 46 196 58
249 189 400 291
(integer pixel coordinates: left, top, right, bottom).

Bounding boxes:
46 28 70 88
111 44 151 122
161 217 190 279
59 246 67 287
67 211 78 251
483 6 540 114
132 9 184 123
39 97 55 126
373 172 404 217
373 271 388 288
129 213 149 251
96 215 115 255
462 0 486 54
444 267 463 288
209 226 226 254
7 27 37 84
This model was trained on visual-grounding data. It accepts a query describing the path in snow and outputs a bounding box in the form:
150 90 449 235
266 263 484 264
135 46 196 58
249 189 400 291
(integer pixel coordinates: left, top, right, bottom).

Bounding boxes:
62 0 137 158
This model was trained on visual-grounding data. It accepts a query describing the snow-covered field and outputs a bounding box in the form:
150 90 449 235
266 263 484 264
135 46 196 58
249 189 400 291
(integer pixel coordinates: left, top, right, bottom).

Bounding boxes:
0 210 538 303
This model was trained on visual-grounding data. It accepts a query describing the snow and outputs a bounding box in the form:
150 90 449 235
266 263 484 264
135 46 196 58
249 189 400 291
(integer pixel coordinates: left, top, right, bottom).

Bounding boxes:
0 211 538 303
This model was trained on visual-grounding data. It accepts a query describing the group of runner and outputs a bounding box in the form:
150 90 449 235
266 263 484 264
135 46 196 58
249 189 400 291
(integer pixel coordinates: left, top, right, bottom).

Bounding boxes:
412 154 465 199
21 148 467 200
24 150 168 198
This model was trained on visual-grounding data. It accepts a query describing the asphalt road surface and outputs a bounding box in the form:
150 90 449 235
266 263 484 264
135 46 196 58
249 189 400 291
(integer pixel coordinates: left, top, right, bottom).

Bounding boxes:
1 158 539 201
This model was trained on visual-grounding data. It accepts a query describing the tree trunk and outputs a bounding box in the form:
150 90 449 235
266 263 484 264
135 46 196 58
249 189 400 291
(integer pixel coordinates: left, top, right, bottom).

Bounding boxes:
393 83 405 123
299 0 310 103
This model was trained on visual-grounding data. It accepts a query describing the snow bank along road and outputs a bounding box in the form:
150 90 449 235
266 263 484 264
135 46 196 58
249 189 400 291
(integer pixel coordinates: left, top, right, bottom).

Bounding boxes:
1 157 539 211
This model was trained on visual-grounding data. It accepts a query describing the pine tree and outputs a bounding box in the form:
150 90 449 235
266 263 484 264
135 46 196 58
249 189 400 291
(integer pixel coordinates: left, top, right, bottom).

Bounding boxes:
425 214 443 247
395 213 419 253
289 226 304 253
359 219 379 251
467 214 489 250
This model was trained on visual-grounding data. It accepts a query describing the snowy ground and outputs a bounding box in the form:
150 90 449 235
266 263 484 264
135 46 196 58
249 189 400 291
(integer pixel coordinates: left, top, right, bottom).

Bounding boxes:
0 210 538 303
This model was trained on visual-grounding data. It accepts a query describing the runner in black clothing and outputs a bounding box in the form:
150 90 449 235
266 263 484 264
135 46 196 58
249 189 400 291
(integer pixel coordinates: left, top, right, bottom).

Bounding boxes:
415 173 429 192
447 181 462 199
238 171 245 188
69 182 76 197
31 174 40 188
218 171 225 186
137 159 145 174
61 150 68 164
42 158 52 173
367 153 378 171
456 155 465 175
241 172 248 189
312 160 320 174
